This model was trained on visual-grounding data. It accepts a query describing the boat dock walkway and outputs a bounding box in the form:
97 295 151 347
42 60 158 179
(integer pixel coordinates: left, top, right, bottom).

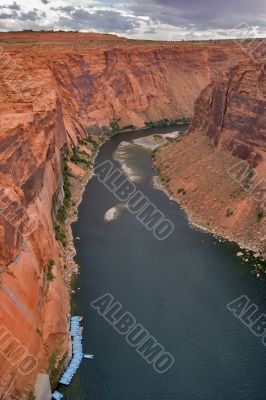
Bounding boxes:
52 316 94 399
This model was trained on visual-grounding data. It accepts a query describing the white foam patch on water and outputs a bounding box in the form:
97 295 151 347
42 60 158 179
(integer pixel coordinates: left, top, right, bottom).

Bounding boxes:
113 132 181 184
104 204 126 222
153 175 162 190
133 136 161 150
164 131 180 139
104 207 119 222
133 131 180 150
153 176 167 194
113 141 141 182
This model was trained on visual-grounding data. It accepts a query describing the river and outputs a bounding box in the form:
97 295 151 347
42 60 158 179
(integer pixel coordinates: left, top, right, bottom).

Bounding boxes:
59 126 266 400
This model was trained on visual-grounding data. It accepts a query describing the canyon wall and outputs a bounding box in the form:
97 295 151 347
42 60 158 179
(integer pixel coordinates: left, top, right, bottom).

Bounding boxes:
155 61 266 256
0 32 256 398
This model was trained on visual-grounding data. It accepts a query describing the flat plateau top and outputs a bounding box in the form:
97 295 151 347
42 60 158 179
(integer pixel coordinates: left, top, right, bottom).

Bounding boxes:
0 31 264 51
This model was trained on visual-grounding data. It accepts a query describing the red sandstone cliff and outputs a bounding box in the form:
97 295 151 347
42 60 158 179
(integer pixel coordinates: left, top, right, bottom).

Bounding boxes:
155 61 266 256
0 32 259 398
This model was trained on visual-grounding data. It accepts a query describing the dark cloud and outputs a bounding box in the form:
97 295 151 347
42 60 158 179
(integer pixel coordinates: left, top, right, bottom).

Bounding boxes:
0 11 18 19
130 0 266 31
8 2 20 10
58 8 140 33
0 2 20 11
51 6 76 13
41 0 49 4
0 5 45 22
19 9 46 21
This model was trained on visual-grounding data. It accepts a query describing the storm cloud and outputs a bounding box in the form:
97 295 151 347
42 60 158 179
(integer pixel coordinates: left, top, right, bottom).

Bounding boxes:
8 2 20 11
0 2 20 11
130 0 266 31
58 8 140 33
0 11 18 19
19 9 46 22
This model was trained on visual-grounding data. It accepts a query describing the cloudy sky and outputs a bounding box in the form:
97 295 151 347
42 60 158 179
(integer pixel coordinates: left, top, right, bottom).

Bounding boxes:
0 0 265 40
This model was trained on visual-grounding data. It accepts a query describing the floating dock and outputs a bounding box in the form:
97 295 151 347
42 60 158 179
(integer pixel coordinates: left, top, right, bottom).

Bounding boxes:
52 315 94 399
59 316 84 386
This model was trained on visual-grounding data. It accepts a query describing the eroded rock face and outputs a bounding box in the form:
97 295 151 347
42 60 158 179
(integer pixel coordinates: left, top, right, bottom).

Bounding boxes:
155 61 266 255
0 32 257 397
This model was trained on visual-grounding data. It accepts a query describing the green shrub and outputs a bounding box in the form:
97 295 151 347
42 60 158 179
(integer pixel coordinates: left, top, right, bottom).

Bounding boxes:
63 161 72 199
257 209 264 222
182 116 191 124
110 116 121 134
57 205 67 225
47 260 55 281
161 175 170 183
48 349 68 389
70 147 89 165
48 349 61 386
121 124 136 131
154 134 163 141
86 134 98 147
55 224 66 247
145 117 191 128
36 328 43 337
27 392 36 400
54 160 73 246
226 208 234 217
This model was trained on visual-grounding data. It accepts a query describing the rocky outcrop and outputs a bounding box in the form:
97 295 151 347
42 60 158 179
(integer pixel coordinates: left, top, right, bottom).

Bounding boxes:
155 61 266 256
0 32 258 398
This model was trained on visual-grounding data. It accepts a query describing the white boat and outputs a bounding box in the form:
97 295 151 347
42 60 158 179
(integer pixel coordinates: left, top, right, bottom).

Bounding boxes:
84 354 94 359
52 391 63 399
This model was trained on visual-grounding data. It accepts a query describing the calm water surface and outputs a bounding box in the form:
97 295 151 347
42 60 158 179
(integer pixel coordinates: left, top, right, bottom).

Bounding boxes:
59 126 266 400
